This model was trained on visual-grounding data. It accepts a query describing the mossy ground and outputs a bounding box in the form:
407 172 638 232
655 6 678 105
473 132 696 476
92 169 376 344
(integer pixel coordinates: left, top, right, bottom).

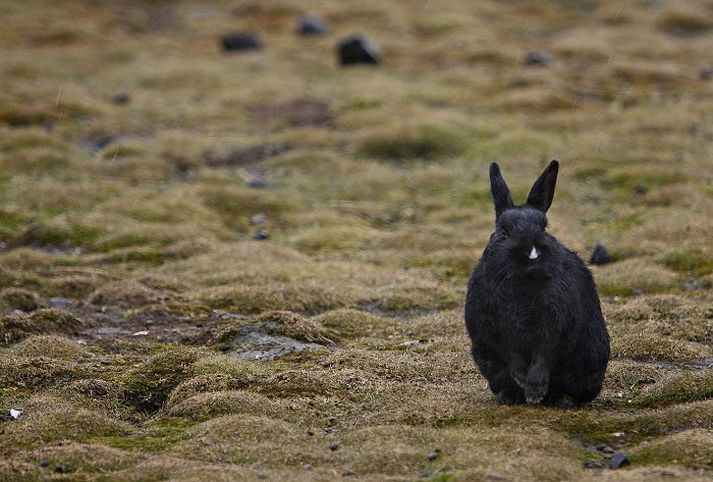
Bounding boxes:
0 1 712 480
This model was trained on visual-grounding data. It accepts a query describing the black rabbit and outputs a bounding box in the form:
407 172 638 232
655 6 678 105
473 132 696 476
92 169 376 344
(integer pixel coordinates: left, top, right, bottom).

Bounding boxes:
465 160 609 407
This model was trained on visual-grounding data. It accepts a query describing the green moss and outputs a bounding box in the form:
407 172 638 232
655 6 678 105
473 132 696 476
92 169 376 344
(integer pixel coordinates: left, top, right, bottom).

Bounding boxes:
0 355 88 389
356 124 468 161
630 430 713 469
120 346 203 413
11 334 84 359
634 371 713 407
0 287 44 311
9 220 104 249
258 310 337 344
92 418 192 452
661 248 713 275
0 308 84 345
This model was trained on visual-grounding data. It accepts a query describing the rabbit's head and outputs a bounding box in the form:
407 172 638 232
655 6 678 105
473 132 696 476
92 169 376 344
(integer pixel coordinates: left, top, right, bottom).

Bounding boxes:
488 160 560 273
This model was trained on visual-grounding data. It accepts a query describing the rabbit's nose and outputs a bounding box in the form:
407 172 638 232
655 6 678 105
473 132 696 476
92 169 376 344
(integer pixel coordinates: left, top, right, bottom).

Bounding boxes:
528 246 540 260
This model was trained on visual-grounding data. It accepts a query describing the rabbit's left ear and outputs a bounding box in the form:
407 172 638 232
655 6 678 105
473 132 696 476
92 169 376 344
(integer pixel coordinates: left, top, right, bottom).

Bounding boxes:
526 160 559 213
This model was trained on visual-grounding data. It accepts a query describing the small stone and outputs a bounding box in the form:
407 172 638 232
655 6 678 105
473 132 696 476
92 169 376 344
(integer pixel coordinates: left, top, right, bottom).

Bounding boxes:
589 244 612 265
427 451 440 461
9 408 23 419
253 230 270 241
329 442 340 451
257 473 268 480
112 93 130 105
39 459 49 468
54 465 66 474
610 452 630 469
303 464 312 470
596 444 615 454
584 460 604 469
251 213 268 225
306 429 315 436
337 35 381 66
297 13 328 36
247 176 268 188
220 33 262 52
524 50 553 67
49 297 74 309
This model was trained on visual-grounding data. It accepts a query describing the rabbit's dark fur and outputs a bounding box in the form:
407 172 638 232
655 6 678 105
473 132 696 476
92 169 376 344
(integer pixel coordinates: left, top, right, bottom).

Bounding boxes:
465 160 609 406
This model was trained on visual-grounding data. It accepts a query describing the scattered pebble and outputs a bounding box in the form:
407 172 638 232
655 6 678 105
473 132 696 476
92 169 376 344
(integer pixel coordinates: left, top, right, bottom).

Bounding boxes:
306 429 315 436
337 35 381 66
253 230 270 240
584 460 604 469
329 442 340 451
39 459 49 468
112 93 130 105
131 330 150 337
596 444 615 455
54 465 66 474
9 408 23 419
523 50 553 67
427 450 440 461
49 297 74 309
589 243 612 265
303 464 312 470
610 452 630 469
220 33 262 52
297 13 328 36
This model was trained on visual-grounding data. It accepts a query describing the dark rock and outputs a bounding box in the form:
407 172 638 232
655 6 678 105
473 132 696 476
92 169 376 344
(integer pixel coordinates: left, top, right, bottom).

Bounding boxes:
589 244 612 265
337 35 381 66
701 68 713 81
297 14 328 36
220 33 262 52
247 175 268 188
112 93 130 105
39 460 50 468
306 428 315 436
524 50 553 67
610 452 630 469
253 230 270 241
329 442 340 451
584 460 604 469
427 450 440 461
54 465 66 473
81 134 118 154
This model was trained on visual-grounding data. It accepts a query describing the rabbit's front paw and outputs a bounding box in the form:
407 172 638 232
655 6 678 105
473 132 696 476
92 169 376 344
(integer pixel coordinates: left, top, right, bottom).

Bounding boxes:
523 367 549 404
524 382 548 404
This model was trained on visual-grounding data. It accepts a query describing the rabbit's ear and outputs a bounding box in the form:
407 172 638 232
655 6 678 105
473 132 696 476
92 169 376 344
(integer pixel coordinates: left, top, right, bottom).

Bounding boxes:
526 160 559 213
490 162 514 217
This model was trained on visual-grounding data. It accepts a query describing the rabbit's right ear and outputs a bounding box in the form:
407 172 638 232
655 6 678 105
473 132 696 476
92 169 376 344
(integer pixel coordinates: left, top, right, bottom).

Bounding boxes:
490 162 514 217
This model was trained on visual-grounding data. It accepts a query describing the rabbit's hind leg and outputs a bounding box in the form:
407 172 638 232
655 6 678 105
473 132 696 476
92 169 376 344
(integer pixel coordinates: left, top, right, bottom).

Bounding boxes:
549 370 604 405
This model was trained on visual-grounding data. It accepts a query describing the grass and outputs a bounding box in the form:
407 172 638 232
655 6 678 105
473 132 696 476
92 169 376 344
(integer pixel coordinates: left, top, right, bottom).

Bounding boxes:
0 0 711 480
